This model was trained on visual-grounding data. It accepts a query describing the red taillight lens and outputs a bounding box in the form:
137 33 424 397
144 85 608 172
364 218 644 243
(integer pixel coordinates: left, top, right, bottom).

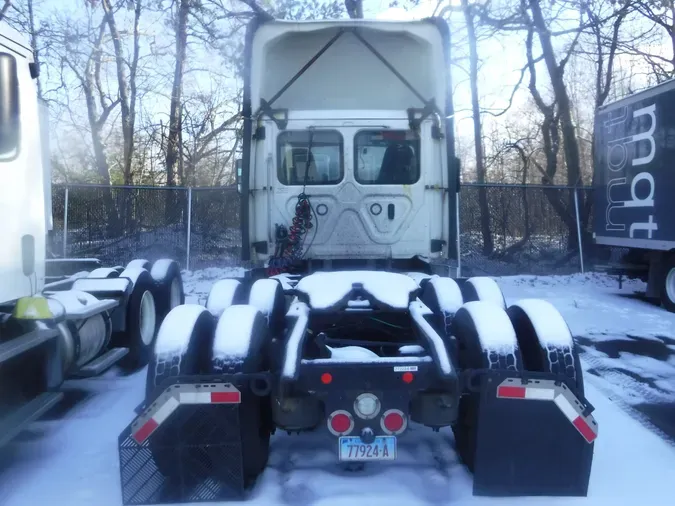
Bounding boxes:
321 372 333 384
402 372 414 384
328 410 354 436
381 409 407 435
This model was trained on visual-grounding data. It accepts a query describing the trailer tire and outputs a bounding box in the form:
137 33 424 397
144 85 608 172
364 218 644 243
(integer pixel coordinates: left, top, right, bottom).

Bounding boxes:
507 299 584 395
114 269 158 371
150 259 185 325
211 305 271 488
462 277 506 310
451 301 522 472
660 255 675 313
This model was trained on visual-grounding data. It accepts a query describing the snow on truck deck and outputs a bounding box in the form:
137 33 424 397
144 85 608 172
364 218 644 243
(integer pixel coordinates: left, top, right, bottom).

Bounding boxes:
1 269 675 506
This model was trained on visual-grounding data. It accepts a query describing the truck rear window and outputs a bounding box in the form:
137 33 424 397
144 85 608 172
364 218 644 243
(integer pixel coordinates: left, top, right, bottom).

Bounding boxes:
354 130 420 185
277 130 343 186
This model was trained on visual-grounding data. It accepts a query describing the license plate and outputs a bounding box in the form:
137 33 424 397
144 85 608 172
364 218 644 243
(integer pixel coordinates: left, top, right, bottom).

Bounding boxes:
338 436 396 461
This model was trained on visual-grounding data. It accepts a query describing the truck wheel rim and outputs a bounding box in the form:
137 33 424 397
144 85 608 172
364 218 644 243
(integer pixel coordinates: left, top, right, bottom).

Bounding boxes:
170 278 182 309
667 268 675 303
140 290 157 346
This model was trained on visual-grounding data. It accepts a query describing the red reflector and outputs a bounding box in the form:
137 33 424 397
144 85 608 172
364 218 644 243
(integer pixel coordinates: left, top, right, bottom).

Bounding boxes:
132 418 158 444
497 386 526 398
330 413 351 433
321 373 333 384
573 416 597 443
402 372 414 384
211 391 240 404
383 412 404 432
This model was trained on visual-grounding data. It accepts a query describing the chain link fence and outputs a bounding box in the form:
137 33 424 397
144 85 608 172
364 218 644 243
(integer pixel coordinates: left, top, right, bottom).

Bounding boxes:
49 183 614 276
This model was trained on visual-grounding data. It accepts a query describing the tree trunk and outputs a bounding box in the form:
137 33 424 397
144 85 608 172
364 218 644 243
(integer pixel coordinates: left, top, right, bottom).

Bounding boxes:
528 0 582 250
102 0 138 185
166 0 190 187
462 0 493 256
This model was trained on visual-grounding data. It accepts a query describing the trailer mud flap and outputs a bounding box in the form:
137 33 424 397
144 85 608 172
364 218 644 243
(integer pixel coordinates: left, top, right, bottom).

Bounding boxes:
118 383 245 505
472 374 597 497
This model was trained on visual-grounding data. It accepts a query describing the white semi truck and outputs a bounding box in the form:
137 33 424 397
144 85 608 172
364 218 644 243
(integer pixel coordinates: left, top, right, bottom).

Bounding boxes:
0 22 185 446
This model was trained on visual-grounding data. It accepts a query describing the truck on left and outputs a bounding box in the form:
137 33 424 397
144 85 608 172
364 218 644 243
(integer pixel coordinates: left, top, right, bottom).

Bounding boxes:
0 22 185 447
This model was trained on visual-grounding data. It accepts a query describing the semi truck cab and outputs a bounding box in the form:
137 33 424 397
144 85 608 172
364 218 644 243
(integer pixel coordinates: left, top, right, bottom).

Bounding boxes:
240 18 460 271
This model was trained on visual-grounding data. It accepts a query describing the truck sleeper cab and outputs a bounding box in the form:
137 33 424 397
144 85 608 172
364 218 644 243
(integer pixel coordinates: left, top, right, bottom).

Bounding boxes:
240 18 460 272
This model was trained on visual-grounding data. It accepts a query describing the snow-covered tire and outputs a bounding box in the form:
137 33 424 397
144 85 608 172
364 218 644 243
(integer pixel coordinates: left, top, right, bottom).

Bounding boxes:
462 277 506 310
206 279 244 318
126 259 150 271
87 267 119 278
145 304 216 400
211 305 271 487
420 276 463 337
247 279 286 337
660 254 675 313
507 299 584 394
150 259 185 325
451 301 522 471
145 305 216 484
113 268 158 371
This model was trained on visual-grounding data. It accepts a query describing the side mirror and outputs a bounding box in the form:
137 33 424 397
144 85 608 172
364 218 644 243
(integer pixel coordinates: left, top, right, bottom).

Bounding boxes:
236 158 242 193
0 53 20 155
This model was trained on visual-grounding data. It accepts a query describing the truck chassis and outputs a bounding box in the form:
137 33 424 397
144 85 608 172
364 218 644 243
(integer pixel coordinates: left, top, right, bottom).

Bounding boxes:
118 271 597 504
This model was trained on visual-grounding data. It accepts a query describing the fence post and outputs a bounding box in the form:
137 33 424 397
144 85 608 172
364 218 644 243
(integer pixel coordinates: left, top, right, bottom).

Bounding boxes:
456 193 462 278
186 187 192 271
573 188 585 273
62 186 69 257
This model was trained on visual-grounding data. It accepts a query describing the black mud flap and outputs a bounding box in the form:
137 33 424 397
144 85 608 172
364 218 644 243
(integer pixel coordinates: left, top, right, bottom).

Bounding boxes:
118 382 246 505
472 372 597 497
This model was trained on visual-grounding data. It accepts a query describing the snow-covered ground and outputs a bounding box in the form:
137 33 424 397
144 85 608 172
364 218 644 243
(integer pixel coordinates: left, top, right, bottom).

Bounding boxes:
1 269 675 506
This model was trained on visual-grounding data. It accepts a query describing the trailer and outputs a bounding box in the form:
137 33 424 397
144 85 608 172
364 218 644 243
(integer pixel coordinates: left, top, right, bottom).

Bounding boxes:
118 15 597 504
0 22 185 447
593 78 675 312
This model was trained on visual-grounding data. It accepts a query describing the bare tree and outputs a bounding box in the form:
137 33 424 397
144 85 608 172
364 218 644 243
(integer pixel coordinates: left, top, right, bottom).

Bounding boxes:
101 0 142 185
461 0 494 256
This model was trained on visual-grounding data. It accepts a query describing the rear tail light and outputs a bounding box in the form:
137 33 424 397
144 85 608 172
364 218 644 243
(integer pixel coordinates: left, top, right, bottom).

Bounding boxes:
328 409 354 436
354 393 380 419
381 409 407 435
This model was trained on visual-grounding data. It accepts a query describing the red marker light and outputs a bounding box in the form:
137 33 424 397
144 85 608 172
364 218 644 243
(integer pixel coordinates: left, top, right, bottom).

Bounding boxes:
321 372 333 384
402 372 414 384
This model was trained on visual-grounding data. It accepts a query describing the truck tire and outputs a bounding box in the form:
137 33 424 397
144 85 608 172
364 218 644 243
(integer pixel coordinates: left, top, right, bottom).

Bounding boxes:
660 254 675 313
420 276 463 362
126 258 151 271
507 299 584 395
87 267 119 278
145 304 216 400
145 305 216 485
462 277 506 310
247 279 286 337
211 305 271 488
150 259 185 325
451 301 522 471
114 267 158 371
206 278 244 318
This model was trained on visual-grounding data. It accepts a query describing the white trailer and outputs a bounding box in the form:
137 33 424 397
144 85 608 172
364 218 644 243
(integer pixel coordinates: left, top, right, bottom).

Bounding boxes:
0 22 184 447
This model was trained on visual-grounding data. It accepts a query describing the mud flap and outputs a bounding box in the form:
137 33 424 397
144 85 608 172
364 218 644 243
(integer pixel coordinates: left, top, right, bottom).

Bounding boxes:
118 382 246 505
472 372 597 497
